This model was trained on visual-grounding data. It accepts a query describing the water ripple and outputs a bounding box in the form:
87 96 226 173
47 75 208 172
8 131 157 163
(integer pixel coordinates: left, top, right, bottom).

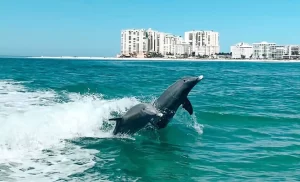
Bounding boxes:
1 58 300 181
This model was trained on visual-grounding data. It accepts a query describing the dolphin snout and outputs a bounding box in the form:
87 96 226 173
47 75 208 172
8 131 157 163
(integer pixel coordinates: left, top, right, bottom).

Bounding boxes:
157 112 163 117
144 106 163 117
197 75 204 81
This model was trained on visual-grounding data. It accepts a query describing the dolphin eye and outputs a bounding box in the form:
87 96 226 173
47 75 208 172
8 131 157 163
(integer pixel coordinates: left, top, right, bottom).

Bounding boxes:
183 79 186 82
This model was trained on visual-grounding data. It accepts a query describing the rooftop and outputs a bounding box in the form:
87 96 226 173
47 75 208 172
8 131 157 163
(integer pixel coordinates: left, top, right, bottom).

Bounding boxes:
234 42 252 47
185 30 218 33
253 41 276 44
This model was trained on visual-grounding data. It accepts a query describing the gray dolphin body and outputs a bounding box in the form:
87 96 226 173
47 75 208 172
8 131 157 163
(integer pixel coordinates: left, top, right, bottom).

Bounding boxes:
109 75 203 135
151 75 204 129
109 103 162 135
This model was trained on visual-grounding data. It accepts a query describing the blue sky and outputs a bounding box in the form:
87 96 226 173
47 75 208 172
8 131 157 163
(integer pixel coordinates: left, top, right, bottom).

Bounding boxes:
0 0 299 57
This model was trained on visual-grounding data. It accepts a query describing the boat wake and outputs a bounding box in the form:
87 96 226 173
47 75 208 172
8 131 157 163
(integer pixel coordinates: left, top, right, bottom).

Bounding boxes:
0 80 140 181
0 80 203 181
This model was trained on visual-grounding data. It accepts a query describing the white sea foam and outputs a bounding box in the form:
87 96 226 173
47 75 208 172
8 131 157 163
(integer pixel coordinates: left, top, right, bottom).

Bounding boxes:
0 80 204 181
191 115 204 135
0 80 140 181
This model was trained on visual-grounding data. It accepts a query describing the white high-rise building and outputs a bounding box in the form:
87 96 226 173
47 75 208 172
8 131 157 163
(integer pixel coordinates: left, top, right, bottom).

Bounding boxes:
121 28 180 57
252 41 276 59
157 32 166 54
121 28 216 57
121 28 174 57
174 36 191 55
120 29 148 56
271 45 286 59
147 28 161 53
175 42 191 56
163 34 176 55
184 30 220 56
230 42 253 59
146 30 179 55
283 45 300 59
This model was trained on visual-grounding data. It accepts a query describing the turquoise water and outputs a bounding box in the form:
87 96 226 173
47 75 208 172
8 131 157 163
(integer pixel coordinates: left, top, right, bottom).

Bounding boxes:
0 58 300 181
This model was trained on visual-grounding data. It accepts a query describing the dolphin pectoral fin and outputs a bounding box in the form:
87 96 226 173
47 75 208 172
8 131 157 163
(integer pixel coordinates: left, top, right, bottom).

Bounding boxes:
182 98 193 115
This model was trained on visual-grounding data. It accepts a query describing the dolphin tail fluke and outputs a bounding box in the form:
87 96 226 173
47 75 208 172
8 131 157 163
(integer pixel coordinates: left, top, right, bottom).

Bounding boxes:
182 97 193 115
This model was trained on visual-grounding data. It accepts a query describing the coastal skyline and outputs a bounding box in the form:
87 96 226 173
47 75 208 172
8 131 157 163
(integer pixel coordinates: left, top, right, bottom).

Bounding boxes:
120 29 220 58
1 0 300 57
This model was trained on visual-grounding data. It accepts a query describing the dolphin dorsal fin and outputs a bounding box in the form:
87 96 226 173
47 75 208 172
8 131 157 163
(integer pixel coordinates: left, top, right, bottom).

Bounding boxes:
109 117 123 123
182 97 193 115
109 117 123 135
109 117 123 127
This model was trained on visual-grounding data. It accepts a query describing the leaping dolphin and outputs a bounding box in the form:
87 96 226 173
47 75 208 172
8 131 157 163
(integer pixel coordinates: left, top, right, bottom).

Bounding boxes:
151 75 204 129
109 75 204 135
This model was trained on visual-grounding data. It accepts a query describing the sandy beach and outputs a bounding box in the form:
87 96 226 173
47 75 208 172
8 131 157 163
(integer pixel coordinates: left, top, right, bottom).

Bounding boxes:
27 56 300 63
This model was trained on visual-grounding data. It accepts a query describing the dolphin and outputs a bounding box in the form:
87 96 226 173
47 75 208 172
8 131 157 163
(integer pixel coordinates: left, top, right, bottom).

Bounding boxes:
150 75 204 129
109 103 163 135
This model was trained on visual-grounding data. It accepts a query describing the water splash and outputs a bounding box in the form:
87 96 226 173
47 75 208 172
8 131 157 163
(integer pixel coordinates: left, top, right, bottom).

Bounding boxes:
172 107 204 135
191 114 204 135
0 80 140 181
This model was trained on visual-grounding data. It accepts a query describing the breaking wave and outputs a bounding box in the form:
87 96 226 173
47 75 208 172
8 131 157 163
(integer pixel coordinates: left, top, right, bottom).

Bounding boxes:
0 80 140 181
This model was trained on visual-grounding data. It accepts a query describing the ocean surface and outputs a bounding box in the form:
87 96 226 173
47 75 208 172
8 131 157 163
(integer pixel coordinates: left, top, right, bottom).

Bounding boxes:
0 57 299 182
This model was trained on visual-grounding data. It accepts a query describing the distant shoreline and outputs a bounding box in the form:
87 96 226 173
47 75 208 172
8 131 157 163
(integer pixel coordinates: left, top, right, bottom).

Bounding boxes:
26 56 300 63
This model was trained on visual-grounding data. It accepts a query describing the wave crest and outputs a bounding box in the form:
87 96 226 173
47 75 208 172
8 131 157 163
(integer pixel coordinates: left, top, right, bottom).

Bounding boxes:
0 80 140 181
